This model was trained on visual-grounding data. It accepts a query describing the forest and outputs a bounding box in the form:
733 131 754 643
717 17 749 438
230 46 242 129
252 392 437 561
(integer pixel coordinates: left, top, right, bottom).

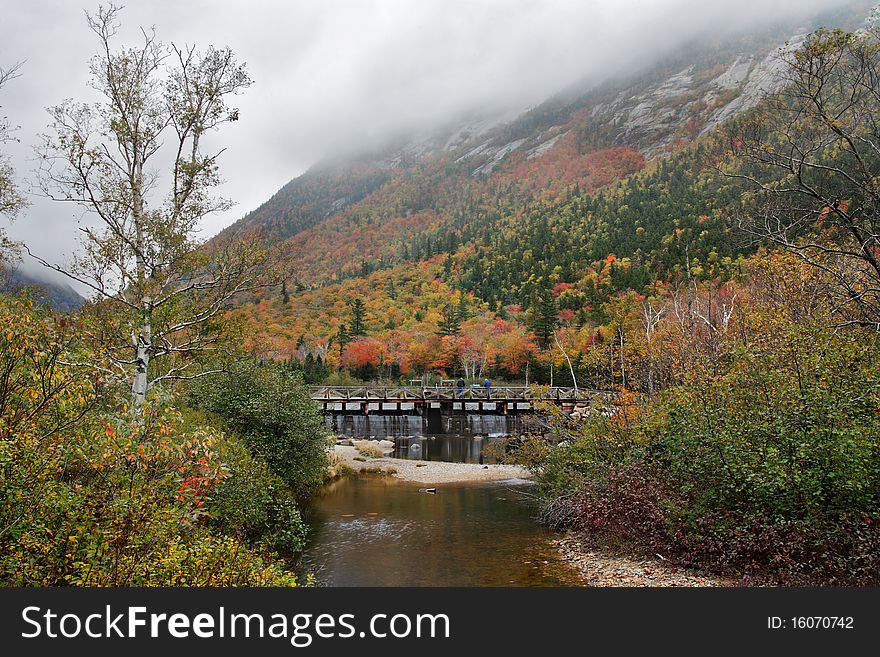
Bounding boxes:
223 23 880 584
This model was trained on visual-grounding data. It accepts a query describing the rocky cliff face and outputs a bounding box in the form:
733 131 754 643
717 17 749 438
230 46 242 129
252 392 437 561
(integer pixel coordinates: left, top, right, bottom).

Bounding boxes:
699 34 808 136
224 4 872 261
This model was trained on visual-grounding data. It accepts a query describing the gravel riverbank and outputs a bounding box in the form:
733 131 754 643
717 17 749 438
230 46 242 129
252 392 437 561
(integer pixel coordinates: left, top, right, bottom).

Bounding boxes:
331 444 533 484
554 534 736 587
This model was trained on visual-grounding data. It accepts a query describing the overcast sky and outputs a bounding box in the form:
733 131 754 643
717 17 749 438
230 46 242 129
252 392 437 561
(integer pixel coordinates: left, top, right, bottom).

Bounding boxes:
0 0 860 285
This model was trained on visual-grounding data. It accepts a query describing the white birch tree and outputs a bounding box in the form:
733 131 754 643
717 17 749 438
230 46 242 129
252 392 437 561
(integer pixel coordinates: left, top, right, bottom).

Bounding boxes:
33 4 278 405
1 61 26 256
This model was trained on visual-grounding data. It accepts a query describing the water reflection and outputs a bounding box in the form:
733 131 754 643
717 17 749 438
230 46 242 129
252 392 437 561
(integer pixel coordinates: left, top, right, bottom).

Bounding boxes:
394 434 503 463
299 476 581 587
328 413 546 464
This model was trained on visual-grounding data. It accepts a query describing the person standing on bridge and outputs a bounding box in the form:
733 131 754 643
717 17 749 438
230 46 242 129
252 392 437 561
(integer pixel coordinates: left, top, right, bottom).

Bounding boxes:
457 377 465 399
484 377 491 399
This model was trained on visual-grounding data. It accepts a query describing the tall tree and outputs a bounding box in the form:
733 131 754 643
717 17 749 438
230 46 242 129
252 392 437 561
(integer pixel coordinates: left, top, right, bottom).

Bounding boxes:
730 25 880 327
33 5 274 405
530 288 558 349
334 322 350 360
436 303 461 337
601 291 640 389
1 61 26 254
349 298 366 337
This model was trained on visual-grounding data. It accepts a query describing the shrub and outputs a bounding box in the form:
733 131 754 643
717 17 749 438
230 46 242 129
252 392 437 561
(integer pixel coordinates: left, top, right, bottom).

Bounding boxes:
190 361 330 501
533 320 880 585
353 440 385 458
0 294 300 586
207 435 308 556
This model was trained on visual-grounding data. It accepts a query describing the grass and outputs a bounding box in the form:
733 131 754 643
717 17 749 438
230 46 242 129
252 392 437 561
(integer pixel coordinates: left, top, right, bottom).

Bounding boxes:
353 439 387 458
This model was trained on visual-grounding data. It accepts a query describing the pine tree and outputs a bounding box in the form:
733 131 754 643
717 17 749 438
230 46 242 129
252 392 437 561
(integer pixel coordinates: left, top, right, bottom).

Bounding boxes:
335 323 350 359
436 304 462 337
303 352 316 382
349 298 366 337
531 289 559 349
455 292 469 321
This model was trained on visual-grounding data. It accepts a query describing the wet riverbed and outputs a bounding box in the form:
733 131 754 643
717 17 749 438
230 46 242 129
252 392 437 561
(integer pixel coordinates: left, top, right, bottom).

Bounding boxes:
299 475 581 586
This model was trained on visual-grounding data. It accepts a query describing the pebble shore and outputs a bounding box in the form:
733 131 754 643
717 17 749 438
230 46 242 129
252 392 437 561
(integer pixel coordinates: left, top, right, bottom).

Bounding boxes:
554 534 736 587
332 444 533 484
331 443 734 586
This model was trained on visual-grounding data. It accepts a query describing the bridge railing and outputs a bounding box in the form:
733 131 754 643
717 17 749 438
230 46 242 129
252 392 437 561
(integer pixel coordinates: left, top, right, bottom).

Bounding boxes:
307 385 599 401
308 386 423 400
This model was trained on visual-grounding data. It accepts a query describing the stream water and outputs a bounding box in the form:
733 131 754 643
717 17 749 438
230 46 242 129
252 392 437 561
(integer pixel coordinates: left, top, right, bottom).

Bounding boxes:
300 475 581 587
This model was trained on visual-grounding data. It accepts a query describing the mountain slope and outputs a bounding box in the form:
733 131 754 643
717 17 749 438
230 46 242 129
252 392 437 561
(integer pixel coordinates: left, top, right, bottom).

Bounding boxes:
1 268 84 311
220 2 873 374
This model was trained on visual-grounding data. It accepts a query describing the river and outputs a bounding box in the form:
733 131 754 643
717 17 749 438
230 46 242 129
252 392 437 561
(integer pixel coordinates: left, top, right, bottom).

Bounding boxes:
299 474 582 586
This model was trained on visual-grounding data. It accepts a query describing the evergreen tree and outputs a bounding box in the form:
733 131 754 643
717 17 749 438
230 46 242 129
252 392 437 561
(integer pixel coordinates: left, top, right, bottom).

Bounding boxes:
436 304 462 337
314 355 329 381
349 298 366 337
335 322 350 359
456 293 470 323
443 253 453 278
531 289 559 348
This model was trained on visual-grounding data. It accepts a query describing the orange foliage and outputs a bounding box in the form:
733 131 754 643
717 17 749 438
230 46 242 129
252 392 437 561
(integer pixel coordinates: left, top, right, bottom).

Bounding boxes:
341 337 382 369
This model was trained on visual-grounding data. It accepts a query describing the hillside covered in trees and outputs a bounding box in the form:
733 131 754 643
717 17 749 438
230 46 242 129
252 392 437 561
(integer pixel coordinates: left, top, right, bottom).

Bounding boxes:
226 3 873 389
214 4 880 585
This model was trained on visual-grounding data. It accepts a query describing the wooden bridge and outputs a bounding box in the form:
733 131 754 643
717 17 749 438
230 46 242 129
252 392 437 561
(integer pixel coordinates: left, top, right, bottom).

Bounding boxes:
309 385 602 414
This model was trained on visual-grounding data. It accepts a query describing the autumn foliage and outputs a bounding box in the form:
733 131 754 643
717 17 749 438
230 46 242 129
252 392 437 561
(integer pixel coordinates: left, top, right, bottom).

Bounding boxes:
533 253 880 585
0 294 302 586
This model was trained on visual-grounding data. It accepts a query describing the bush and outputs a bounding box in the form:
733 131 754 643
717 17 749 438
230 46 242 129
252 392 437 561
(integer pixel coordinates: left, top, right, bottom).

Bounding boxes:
190 360 330 501
207 435 308 556
547 465 880 585
4 398 302 586
0 294 301 586
352 439 386 458
533 320 880 585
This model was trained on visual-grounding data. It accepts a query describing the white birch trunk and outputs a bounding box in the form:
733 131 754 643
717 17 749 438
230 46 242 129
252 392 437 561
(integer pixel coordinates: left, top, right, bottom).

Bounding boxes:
554 331 578 394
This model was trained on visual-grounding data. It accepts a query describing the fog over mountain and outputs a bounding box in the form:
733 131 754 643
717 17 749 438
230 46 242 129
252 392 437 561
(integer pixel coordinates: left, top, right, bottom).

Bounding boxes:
0 0 864 288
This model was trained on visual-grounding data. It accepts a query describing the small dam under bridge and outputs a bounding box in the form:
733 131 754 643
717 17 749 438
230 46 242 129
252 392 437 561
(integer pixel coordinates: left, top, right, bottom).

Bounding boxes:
309 386 605 440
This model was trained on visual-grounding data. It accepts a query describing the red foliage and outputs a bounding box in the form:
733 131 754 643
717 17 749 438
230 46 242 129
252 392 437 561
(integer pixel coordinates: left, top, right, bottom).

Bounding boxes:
340 338 381 369
564 465 880 586
491 318 513 335
551 282 573 297
501 139 646 196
